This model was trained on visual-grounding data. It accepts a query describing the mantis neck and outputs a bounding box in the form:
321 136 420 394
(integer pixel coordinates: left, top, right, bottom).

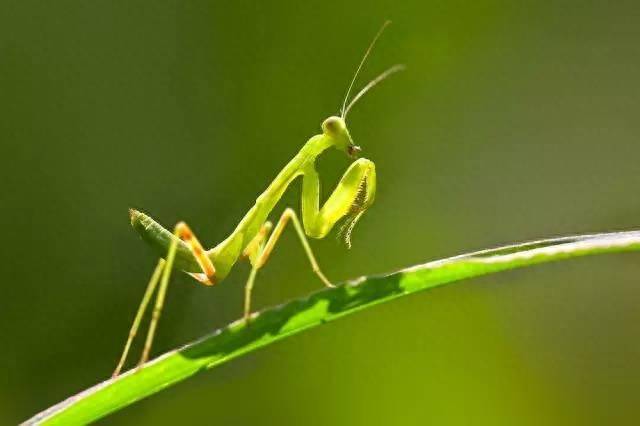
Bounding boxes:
257 134 332 209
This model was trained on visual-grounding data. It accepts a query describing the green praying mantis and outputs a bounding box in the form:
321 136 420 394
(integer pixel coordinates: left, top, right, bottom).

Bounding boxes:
113 22 404 377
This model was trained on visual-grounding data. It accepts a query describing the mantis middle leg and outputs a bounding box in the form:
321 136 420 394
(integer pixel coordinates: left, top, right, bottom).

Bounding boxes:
243 208 333 321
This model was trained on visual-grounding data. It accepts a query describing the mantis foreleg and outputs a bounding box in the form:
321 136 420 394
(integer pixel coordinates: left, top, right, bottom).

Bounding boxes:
302 158 376 246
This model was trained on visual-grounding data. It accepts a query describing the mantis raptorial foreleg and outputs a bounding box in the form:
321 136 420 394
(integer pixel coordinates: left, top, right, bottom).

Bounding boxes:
112 222 216 377
242 208 334 321
303 158 376 246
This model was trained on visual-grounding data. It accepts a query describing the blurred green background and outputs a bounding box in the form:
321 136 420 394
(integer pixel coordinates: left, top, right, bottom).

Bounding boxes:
2 1 640 424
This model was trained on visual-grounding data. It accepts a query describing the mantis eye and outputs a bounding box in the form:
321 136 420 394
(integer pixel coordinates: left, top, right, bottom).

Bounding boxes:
322 116 342 135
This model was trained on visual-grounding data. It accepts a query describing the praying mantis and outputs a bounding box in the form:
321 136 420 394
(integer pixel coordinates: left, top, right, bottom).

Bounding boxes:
113 22 404 377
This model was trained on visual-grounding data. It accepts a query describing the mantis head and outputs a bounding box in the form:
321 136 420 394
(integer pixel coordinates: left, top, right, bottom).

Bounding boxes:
322 116 361 159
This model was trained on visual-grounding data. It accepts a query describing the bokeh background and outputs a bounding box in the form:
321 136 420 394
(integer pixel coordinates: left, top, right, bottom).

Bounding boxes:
2 1 640 424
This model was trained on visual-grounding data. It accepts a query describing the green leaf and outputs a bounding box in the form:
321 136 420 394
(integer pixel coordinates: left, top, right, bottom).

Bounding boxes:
24 230 640 425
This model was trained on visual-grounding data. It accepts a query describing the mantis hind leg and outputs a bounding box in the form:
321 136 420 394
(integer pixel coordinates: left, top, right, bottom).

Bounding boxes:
112 259 164 378
112 221 216 377
243 208 334 322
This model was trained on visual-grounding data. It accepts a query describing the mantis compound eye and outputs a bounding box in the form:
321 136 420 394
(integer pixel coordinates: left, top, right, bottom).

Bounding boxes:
322 116 343 135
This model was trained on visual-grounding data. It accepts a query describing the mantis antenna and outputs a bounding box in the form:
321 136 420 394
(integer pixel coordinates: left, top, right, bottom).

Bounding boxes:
340 20 405 118
340 20 391 117
343 64 406 118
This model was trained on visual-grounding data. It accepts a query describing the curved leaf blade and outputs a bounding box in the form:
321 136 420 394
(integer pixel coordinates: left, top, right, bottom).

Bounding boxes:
24 230 640 425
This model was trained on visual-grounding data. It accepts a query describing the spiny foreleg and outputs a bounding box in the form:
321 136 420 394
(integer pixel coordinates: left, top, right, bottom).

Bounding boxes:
302 157 376 247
